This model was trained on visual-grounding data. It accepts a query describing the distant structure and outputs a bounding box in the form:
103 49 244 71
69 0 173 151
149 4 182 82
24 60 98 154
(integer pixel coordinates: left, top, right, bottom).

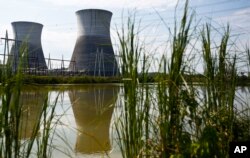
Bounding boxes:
69 9 118 76
8 21 47 71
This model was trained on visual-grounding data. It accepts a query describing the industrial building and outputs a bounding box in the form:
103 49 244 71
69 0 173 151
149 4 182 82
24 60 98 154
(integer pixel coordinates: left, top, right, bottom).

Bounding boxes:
69 9 118 76
8 21 47 71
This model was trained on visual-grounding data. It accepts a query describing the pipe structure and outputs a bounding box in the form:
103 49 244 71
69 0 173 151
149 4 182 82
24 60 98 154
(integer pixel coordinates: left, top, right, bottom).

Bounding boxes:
69 9 118 76
9 21 47 71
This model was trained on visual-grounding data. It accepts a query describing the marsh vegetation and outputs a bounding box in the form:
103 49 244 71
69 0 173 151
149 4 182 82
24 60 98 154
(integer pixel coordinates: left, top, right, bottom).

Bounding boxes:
114 0 250 157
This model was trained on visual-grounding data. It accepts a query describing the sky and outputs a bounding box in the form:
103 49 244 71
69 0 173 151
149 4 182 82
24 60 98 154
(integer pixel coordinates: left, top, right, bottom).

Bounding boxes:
0 0 250 70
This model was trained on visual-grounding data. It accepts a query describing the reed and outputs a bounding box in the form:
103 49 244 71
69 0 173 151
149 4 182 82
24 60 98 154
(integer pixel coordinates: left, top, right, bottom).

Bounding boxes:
0 42 61 158
198 23 237 157
114 12 153 158
115 0 249 158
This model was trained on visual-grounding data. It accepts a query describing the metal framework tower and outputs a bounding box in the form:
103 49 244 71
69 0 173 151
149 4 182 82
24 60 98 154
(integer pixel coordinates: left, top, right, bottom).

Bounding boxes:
69 9 118 76
8 21 47 71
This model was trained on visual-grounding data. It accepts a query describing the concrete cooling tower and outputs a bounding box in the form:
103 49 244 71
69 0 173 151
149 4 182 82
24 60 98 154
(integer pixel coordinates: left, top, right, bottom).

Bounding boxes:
9 21 47 71
69 9 118 76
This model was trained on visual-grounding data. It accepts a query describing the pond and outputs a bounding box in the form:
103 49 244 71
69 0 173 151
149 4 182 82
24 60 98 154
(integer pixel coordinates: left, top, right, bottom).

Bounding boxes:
19 84 122 158
16 84 250 158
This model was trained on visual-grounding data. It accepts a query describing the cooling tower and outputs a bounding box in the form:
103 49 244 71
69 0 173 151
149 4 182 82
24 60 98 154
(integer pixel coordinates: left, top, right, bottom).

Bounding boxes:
69 9 118 76
9 21 47 71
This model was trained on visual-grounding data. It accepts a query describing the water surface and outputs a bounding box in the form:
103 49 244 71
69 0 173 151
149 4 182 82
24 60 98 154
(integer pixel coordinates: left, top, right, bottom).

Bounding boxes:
18 84 250 158
20 84 121 158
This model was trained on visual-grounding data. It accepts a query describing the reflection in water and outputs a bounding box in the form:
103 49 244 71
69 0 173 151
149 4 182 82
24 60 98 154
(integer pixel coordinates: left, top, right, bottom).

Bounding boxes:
4 84 249 158
18 87 48 139
68 85 119 154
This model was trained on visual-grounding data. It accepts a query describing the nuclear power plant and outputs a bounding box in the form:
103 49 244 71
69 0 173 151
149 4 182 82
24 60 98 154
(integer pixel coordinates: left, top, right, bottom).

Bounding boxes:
8 21 47 71
69 9 118 76
2 9 119 77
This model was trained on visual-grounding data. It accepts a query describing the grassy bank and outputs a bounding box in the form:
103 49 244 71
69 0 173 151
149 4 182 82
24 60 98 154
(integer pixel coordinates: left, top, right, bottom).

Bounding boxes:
21 75 121 84
2 73 250 85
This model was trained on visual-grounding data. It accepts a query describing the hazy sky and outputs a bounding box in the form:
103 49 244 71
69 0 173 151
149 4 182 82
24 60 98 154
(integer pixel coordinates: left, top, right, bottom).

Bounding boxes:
0 0 249 69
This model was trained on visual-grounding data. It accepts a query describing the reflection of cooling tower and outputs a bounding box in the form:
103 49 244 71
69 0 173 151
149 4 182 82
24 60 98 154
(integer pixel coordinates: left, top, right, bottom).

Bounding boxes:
69 9 118 76
68 85 119 154
9 21 47 71
13 87 48 139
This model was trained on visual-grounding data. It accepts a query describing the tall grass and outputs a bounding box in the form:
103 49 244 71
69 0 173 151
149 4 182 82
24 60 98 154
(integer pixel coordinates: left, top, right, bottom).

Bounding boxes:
198 23 237 157
246 47 250 75
115 1 198 157
115 0 250 158
0 42 61 158
115 13 151 157
157 1 194 157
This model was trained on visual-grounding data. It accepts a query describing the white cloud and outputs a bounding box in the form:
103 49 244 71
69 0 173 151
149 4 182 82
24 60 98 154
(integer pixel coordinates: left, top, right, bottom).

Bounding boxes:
233 7 250 15
42 0 177 9
215 8 250 32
